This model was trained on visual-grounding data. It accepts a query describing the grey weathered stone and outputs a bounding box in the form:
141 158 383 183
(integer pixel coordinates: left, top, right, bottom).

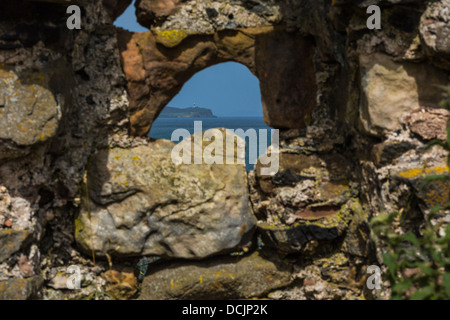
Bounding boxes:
256 199 361 255
76 131 256 259
257 221 339 254
136 0 280 32
0 0 130 297
1 0 450 301
371 140 416 167
139 251 292 300
0 275 43 300
0 66 61 159
0 230 32 263
420 0 450 70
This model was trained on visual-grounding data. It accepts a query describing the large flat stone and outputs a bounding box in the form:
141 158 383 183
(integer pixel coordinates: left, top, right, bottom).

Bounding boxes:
139 251 292 300
0 65 61 159
75 131 256 259
359 53 449 137
0 276 43 300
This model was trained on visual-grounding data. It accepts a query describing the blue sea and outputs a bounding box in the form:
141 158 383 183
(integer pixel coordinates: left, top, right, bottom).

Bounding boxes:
149 117 273 171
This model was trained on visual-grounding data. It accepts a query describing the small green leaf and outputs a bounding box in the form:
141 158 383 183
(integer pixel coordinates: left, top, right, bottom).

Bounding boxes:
383 253 399 280
443 273 450 298
418 262 434 277
411 286 434 300
423 139 447 151
399 232 419 246
431 250 443 264
431 205 445 215
392 280 413 293
370 211 399 227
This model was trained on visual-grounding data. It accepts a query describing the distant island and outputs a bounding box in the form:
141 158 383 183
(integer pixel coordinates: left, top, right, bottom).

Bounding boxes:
159 106 217 118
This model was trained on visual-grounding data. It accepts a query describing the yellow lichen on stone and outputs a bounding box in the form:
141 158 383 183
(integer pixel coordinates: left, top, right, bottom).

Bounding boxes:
132 156 141 166
396 165 450 206
399 166 449 179
422 180 450 207
153 29 189 48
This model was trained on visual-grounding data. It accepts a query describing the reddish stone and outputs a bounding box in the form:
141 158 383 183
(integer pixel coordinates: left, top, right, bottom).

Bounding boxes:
303 278 316 286
117 27 318 136
135 0 182 28
18 254 34 278
405 107 450 141
255 30 318 129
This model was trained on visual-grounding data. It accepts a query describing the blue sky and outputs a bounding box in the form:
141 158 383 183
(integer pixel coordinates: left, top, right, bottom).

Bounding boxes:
114 0 147 32
114 1 263 117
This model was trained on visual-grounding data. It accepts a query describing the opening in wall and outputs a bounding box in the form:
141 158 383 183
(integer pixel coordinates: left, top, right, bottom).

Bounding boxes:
149 62 273 171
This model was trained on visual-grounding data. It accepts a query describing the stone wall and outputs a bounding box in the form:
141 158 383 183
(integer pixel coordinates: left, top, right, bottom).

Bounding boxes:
0 0 449 300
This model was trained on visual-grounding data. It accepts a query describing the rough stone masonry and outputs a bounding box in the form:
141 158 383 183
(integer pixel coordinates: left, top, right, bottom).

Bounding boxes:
0 0 449 300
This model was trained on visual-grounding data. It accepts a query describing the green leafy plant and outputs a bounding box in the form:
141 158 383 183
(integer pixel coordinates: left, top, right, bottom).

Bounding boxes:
438 86 450 110
370 86 450 300
371 210 450 299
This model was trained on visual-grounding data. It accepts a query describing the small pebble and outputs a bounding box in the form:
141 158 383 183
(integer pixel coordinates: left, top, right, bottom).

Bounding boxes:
4 220 12 228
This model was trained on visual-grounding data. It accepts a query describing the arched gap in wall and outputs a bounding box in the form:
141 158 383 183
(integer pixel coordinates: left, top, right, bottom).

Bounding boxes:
149 62 273 171
114 0 148 32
